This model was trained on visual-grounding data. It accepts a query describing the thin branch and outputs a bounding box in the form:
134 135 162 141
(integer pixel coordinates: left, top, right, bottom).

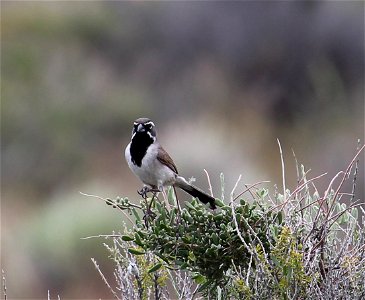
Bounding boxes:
233 180 270 201
81 234 122 240
288 172 328 200
328 202 364 229
203 169 214 197
2 270 7 300
266 173 327 215
80 191 143 210
309 171 343 230
91 258 121 300
277 138 286 203
230 174 242 201
294 197 323 214
79 192 135 224
246 254 253 286
220 173 225 202
328 144 365 218
229 175 254 256
350 139 361 202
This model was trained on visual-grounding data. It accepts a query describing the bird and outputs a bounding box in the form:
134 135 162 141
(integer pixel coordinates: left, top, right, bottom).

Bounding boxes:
125 117 216 209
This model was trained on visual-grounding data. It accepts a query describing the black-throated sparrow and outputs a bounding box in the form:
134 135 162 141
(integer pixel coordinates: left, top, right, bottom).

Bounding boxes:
125 118 216 209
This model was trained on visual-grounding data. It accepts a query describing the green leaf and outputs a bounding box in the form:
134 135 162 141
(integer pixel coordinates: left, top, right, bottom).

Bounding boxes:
148 263 163 273
182 236 191 243
211 233 219 245
134 232 144 247
121 235 134 241
128 248 145 255
192 274 207 284
197 280 211 292
155 200 162 213
180 262 189 269
271 254 280 267
286 266 293 280
131 208 141 223
258 188 268 198
169 208 176 225
154 252 170 264
105 198 114 206
214 199 225 207
188 251 196 262
351 207 358 219
185 202 197 211
243 204 249 215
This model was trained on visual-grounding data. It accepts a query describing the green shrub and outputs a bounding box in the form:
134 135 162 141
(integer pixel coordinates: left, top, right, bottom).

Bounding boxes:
90 145 364 299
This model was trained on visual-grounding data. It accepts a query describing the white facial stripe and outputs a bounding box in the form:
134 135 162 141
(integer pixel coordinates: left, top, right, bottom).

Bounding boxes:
131 130 155 141
144 121 155 127
133 122 138 126
147 131 156 141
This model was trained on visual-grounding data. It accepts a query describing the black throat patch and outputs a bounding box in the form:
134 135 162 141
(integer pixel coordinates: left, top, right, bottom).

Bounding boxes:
130 132 154 167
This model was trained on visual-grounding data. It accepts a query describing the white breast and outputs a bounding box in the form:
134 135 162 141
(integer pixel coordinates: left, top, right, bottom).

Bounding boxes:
125 142 176 189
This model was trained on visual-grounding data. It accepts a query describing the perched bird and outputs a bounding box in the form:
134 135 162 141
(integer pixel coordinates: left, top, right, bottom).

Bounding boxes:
125 118 216 209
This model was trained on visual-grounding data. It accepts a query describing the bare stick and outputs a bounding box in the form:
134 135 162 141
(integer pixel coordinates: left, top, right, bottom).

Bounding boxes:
230 174 242 201
288 172 327 200
350 139 361 202
230 175 254 256
233 180 270 201
2 269 7 300
328 202 364 228
277 138 286 203
79 192 135 225
203 169 214 197
81 234 122 240
91 258 121 300
265 173 327 215
329 144 365 216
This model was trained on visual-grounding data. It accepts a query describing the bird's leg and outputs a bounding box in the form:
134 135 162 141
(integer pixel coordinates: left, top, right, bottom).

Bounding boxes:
138 186 159 228
146 190 158 212
143 192 157 228
137 186 150 199
137 185 160 209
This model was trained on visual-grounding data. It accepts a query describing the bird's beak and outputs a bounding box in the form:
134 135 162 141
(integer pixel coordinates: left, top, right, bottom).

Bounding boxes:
137 124 145 132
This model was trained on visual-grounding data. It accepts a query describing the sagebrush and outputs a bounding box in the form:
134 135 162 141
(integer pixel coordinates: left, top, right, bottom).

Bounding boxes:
90 145 364 300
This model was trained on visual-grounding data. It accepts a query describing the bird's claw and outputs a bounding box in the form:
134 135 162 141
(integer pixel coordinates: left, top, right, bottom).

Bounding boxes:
137 186 150 198
137 186 161 199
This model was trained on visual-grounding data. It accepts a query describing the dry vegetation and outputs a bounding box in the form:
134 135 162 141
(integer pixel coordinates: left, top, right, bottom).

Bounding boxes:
89 144 364 300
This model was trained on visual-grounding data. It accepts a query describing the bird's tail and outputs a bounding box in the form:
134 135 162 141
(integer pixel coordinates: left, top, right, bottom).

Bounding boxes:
175 176 216 209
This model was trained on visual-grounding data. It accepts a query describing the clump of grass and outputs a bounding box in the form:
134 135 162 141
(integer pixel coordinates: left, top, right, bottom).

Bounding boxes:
88 144 364 299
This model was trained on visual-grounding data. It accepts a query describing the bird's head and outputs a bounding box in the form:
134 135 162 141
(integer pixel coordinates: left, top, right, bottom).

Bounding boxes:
132 118 157 140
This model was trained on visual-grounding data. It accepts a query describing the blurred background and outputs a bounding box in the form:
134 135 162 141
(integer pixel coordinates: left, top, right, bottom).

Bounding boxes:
2 1 364 298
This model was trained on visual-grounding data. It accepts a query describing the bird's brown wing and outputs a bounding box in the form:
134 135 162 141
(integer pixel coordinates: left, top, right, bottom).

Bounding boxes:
157 146 178 174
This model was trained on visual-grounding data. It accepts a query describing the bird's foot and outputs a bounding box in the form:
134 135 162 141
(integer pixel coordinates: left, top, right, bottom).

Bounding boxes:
137 186 150 199
137 187 160 199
